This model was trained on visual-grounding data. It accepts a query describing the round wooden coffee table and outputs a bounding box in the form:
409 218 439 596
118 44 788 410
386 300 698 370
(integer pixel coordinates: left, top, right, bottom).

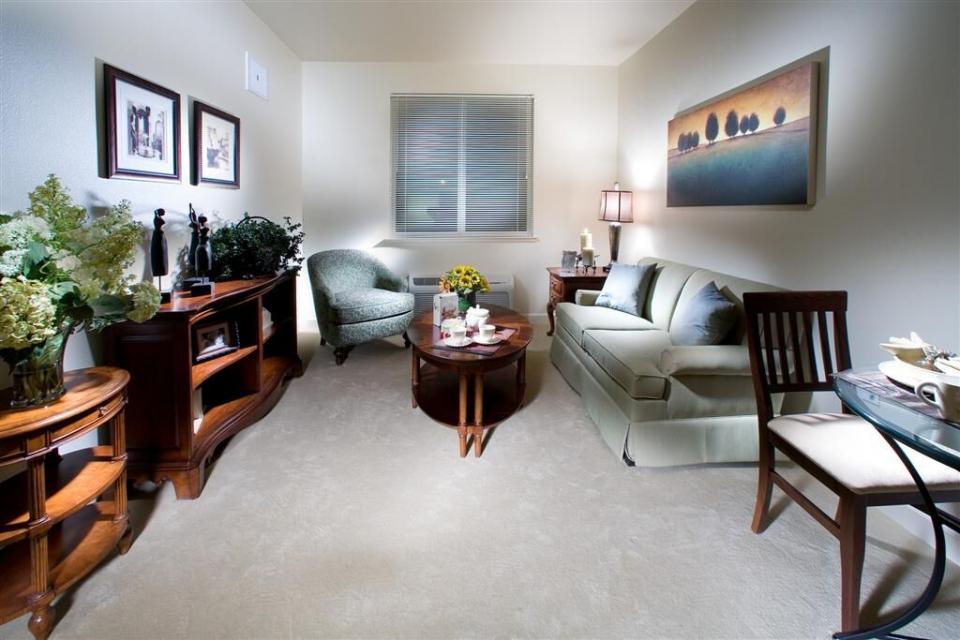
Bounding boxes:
407 305 533 457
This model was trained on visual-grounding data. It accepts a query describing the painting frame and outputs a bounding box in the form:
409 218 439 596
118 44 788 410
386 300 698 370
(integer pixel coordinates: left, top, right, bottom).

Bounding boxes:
104 64 181 182
666 58 820 207
193 100 240 188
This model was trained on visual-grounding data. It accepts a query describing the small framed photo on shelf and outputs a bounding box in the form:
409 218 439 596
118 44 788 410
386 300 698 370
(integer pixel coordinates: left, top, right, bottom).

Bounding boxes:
104 64 181 182
193 101 240 188
194 321 238 363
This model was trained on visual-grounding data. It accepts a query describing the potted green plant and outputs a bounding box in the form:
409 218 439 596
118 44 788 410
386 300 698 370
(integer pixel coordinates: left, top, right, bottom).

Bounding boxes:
0 175 161 408
209 213 304 281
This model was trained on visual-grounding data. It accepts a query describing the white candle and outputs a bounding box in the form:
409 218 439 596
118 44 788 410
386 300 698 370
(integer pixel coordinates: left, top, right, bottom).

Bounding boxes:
582 247 595 267
580 228 592 252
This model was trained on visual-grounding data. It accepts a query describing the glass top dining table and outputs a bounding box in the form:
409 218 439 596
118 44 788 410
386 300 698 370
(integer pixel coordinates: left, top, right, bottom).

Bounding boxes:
832 369 960 640
834 370 960 471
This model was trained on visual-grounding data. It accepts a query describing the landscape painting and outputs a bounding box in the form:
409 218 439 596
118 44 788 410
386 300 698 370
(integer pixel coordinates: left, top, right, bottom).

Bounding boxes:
667 62 819 207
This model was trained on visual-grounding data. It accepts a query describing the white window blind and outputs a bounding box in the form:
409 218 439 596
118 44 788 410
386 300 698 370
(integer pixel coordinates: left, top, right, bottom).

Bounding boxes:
392 94 533 237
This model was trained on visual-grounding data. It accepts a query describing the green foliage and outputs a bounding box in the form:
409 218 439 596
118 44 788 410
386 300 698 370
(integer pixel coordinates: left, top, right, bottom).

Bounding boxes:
209 214 304 281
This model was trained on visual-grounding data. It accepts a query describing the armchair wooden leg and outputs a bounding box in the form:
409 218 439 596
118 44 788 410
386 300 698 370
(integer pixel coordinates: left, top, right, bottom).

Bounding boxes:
402 332 411 348
751 442 774 534
320 336 326 346
837 495 867 632
334 346 353 365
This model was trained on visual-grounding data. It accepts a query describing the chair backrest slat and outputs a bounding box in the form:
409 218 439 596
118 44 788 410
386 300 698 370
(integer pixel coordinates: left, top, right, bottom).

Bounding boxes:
744 291 849 402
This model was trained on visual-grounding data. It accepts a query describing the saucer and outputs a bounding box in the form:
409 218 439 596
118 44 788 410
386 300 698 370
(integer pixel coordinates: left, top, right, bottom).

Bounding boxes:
473 334 503 345
443 336 473 348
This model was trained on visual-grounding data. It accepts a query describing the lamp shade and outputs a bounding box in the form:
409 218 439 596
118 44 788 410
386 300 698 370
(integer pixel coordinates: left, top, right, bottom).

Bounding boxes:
599 184 633 223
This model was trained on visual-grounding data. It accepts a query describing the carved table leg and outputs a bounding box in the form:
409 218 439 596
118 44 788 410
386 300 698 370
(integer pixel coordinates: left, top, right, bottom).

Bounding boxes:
411 352 419 409
474 374 484 457
458 374 468 457
117 522 134 555
27 604 55 640
517 352 527 407
547 300 556 336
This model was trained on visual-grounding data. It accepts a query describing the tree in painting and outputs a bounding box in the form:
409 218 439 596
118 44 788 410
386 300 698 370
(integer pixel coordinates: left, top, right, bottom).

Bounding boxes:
724 110 739 138
773 106 787 126
705 112 719 144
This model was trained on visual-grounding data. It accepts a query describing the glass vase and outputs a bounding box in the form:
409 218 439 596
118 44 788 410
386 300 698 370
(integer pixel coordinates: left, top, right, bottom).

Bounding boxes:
8 328 71 409
457 292 477 315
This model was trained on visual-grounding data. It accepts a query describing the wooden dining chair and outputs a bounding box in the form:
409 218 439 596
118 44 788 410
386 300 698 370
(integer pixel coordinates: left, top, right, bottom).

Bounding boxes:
743 290 960 632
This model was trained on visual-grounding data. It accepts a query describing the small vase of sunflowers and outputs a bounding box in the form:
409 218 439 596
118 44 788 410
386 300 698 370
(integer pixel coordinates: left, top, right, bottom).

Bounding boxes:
439 265 491 315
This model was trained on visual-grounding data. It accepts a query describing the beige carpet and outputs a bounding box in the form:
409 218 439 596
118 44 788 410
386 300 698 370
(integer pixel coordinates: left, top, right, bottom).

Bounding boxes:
2 323 959 639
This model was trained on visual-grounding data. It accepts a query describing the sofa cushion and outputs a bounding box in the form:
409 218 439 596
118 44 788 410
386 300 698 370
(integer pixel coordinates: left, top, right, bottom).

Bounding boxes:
670 281 739 346
330 288 414 324
769 413 960 493
595 263 655 317
556 302 656 346
582 329 672 399
672 268 782 344
637 258 700 330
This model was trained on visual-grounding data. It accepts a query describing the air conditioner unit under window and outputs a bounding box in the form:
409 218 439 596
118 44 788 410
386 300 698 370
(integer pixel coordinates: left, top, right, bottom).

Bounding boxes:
408 274 515 312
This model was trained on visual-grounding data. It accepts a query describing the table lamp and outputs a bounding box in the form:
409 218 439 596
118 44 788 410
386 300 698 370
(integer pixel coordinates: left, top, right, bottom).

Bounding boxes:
598 182 633 270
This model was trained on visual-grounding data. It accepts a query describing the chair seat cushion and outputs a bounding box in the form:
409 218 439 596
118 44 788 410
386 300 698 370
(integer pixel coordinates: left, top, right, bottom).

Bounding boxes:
331 288 414 324
556 302 657 346
769 413 960 494
582 329 672 399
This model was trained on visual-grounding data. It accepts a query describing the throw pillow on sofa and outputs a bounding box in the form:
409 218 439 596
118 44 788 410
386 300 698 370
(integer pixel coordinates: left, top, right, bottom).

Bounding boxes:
670 281 738 345
595 262 655 317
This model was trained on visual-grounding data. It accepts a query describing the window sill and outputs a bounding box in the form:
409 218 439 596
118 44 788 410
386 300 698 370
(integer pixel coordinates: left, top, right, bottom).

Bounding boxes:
376 236 540 247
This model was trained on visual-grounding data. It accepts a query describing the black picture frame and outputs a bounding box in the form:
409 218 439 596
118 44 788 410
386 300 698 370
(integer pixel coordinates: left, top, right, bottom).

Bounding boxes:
193 101 240 188
104 64 181 182
193 320 239 363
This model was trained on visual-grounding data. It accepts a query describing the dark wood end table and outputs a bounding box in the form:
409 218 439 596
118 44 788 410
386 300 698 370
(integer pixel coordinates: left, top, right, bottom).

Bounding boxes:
407 305 533 457
546 266 607 336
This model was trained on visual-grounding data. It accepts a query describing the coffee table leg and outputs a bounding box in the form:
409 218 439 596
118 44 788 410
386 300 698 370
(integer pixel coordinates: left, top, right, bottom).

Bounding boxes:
517 352 527 406
474 374 484 457
458 374 468 457
410 352 419 409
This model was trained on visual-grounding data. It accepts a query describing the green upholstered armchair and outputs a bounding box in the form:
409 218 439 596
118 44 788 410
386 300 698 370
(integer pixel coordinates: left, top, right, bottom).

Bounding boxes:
307 250 414 365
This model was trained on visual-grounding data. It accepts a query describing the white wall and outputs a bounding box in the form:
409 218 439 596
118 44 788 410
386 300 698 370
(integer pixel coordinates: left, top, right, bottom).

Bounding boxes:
300 62 618 320
617 0 959 557
0 0 302 373
617 0 959 367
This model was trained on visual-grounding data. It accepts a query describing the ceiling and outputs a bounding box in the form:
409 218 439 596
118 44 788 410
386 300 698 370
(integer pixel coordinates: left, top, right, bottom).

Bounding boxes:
245 1 694 66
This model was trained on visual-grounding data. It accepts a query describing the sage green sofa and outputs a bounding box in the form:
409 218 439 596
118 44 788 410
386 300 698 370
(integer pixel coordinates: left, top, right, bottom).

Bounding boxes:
550 257 798 467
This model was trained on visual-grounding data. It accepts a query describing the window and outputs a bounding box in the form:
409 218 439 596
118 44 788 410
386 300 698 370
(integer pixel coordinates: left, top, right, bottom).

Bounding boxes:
392 94 533 237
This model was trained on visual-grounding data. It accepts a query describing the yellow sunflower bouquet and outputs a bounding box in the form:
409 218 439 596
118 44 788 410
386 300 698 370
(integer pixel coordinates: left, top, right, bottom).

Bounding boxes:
439 264 490 311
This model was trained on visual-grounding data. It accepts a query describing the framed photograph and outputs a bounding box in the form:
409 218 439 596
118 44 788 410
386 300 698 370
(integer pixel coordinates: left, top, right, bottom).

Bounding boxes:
194 321 238 363
667 59 819 207
104 64 181 181
561 250 578 269
193 101 240 188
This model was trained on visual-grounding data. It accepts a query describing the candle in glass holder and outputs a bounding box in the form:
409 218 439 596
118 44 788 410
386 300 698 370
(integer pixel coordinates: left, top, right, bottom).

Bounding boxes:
581 247 595 267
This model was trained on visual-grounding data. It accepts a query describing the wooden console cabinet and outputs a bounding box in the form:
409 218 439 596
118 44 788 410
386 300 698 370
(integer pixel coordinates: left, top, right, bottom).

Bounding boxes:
0 367 131 640
106 271 301 499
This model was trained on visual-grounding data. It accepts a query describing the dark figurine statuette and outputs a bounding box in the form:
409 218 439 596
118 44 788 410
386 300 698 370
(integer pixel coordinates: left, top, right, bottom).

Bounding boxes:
190 213 214 296
151 208 172 303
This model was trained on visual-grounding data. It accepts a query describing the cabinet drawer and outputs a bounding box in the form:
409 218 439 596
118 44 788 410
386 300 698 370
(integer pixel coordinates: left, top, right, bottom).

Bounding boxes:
550 277 564 297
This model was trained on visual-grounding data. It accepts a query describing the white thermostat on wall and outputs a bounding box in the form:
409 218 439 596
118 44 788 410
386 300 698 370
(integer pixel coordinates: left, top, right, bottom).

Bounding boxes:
245 51 268 100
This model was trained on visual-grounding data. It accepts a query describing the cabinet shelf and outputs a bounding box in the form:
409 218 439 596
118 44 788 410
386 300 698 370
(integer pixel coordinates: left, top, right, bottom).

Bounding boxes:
0 446 123 548
191 345 258 389
0 502 125 623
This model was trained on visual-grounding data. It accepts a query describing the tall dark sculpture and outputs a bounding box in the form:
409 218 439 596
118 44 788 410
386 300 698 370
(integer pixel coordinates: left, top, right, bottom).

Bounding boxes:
190 213 214 296
151 208 171 302
187 204 199 270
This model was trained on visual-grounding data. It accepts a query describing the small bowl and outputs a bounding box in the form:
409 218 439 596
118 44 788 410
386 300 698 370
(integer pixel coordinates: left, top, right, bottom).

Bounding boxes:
879 343 925 363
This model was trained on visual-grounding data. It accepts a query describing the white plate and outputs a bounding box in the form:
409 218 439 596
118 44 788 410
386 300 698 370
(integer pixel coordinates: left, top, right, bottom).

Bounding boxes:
443 336 473 348
878 358 960 390
473 334 503 345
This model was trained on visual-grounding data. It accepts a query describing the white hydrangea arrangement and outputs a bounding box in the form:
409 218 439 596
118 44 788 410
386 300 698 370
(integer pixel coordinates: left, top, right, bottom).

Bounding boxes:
0 175 161 404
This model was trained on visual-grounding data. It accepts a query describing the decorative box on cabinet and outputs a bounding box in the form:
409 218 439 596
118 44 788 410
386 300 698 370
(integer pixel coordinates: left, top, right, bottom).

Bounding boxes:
0 367 131 640
106 271 302 499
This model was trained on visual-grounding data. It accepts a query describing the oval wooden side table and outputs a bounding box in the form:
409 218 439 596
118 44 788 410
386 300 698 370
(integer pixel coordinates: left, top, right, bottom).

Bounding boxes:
0 367 132 640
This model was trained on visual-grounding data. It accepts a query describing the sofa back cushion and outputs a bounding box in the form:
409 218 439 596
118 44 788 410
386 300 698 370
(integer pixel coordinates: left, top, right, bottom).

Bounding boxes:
638 257 700 329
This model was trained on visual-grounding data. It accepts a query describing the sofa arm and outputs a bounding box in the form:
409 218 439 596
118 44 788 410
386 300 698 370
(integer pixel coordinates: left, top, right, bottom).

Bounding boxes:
575 289 603 306
659 345 753 376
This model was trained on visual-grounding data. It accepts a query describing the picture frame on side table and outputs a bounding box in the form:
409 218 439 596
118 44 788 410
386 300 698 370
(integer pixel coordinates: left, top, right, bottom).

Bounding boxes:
193 101 240 188
104 64 181 181
194 321 239 363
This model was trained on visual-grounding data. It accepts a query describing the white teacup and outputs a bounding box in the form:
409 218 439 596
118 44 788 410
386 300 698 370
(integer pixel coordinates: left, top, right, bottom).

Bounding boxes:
450 326 467 343
479 324 496 341
916 380 960 422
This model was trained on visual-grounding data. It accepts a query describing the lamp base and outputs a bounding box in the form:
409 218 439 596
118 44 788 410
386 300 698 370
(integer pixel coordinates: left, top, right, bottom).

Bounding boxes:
607 222 622 271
